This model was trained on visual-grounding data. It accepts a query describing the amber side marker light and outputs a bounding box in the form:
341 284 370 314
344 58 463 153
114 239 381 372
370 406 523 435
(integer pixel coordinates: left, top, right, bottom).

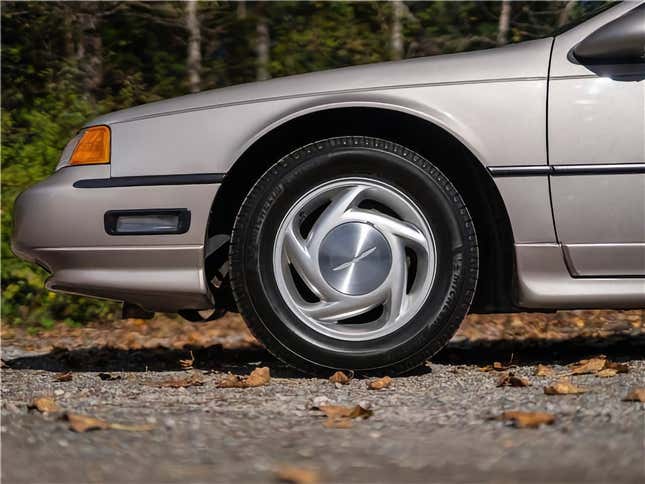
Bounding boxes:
70 125 110 165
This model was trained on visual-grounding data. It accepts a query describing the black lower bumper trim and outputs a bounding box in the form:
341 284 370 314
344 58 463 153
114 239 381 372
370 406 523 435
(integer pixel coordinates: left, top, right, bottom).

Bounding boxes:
74 173 225 188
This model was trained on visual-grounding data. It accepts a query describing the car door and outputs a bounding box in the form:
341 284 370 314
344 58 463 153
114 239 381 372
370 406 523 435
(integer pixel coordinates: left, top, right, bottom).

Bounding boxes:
548 3 645 277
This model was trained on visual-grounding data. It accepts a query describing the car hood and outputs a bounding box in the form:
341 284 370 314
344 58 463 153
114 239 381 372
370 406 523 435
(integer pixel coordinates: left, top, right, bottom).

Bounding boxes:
88 38 551 126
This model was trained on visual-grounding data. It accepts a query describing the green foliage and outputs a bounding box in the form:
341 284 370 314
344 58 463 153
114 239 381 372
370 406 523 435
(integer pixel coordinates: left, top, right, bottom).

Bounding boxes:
1 1 600 326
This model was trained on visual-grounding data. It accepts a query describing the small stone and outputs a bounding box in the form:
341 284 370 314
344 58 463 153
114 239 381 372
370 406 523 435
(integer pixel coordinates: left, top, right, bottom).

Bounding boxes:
54 389 64 396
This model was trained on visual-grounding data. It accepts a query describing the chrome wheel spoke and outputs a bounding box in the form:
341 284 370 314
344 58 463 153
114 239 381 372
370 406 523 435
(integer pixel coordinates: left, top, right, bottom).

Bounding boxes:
345 209 429 251
298 291 383 321
283 225 330 298
385 239 408 321
308 185 366 250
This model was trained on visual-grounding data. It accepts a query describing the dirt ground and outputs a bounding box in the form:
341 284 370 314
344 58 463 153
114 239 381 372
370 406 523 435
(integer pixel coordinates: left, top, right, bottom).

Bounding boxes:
2 310 644 483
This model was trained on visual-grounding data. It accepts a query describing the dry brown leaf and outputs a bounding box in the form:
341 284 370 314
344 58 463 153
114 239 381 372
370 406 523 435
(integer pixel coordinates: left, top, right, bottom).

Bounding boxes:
544 378 587 395
245 367 271 387
64 413 154 432
596 368 618 378
29 397 60 413
479 361 511 372
368 376 392 390
179 350 195 370
500 411 556 428
329 371 351 385
98 372 122 381
497 372 530 387
158 373 204 388
217 373 247 388
622 388 645 402
534 364 555 377
318 404 372 429
217 367 270 388
54 372 73 382
604 361 629 374
274 465 320 484
569 356 607 375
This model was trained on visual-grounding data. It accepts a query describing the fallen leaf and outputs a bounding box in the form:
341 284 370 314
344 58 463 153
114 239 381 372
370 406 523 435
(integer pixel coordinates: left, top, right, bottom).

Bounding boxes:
217 367 271 388
29 397 60 413
158 373 204 388
604 361 629 374
54 372 73 382
499 411 556 428
318 404 372 429
596 368 618 378
319 404 372 419
98 373 122 381
64 413 154 432
179 350 195 370
534 364 555 377
479 361 511 372
622 388 645 402
245 366 271 387
497 372 530 387
569 356 606 375
544 378 587 395
368 376 392 390
274 465 320 484
329 371 351 385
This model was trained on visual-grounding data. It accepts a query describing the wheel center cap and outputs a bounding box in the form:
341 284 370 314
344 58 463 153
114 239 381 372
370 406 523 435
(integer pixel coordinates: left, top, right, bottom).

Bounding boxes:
318 222 392 295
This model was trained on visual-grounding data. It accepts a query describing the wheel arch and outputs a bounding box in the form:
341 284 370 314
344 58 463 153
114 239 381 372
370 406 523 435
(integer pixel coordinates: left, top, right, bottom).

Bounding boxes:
208 106 516 313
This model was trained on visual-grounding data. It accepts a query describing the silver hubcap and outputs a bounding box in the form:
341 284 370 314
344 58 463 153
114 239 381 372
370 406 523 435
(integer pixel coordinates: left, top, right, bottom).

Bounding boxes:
273 178 436 341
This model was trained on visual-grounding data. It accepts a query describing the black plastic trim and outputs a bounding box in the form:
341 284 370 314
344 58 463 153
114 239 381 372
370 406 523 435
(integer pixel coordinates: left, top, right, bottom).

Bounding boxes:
75 173 225 188
551 163 645 176
104 208 191 235
489 163 645 177
488 166 551 177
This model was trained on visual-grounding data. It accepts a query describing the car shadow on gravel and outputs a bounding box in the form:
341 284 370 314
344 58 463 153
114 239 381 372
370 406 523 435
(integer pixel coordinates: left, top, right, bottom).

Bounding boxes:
5 333 644 377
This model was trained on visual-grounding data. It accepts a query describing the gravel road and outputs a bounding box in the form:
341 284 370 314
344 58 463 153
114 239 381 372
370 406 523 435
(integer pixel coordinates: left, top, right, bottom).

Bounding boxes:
2 329 643 484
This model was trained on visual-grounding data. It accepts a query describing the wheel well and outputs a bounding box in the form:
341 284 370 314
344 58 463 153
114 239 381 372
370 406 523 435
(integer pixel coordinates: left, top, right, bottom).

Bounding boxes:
208 107 515 313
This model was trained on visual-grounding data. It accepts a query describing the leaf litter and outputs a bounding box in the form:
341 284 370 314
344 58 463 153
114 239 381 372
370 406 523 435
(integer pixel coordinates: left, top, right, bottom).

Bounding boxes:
623 388 645 402
328 371 351 385
317 404 373 429
64 413 154 433
544 378 587 395
497 411 556 428
368 376 392 390
54 372 73 382
28 397 60 414
274 465 320 484
496 372 530 387
217 367 271 388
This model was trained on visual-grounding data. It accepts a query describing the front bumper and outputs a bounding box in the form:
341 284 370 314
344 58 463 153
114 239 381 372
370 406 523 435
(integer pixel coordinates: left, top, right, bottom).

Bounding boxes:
11 165 219 311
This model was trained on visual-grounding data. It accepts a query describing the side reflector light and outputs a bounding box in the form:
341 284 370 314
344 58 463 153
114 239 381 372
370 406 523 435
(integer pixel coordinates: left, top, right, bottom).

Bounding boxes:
104 209 191 235
70 126 110 165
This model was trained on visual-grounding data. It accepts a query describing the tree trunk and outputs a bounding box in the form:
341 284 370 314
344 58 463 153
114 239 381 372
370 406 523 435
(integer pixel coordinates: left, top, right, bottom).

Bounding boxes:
496 0 511 46
76 7 103 97
390 0 404 60
558 1 577 27
185 0 202 93
237 0 247 20
255 11 270 81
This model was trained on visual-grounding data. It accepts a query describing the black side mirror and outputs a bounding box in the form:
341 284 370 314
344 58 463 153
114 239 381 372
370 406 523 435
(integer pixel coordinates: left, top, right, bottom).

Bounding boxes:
573 4 644 65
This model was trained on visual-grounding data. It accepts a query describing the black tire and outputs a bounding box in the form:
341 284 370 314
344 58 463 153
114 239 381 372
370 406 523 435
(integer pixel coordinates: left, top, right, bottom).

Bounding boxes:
230 136 478 375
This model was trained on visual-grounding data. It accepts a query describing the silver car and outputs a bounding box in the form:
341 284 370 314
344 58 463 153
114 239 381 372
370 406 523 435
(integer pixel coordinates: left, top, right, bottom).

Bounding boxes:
12 2 645 374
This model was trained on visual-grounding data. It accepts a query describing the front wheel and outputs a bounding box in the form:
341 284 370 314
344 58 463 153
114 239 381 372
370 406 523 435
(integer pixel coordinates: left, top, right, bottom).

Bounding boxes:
230 137 478 375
